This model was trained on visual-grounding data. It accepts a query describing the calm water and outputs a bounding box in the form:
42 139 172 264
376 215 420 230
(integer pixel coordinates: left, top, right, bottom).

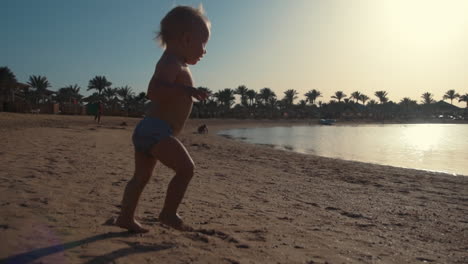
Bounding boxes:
218 124 468 176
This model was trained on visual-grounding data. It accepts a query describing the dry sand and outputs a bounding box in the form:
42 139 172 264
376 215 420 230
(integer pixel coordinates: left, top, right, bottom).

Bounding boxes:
0 113 467 264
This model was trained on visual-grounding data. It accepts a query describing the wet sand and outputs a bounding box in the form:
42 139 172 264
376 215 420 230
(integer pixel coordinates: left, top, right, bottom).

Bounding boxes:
0 113 467 263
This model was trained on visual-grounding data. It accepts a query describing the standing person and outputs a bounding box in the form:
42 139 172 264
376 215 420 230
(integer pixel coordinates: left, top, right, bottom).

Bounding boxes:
94 101 103 124
116 5 210 232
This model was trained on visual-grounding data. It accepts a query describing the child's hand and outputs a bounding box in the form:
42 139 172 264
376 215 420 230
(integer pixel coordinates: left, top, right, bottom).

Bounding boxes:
191 87 209 101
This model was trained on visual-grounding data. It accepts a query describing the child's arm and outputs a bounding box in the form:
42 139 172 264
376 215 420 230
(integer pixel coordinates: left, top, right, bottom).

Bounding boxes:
147 61 207 101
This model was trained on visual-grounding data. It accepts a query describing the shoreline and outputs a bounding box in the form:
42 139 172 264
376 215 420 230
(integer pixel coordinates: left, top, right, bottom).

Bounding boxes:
214 121 468 178
1 113 467 263
1 112 467 128
0 112 466 180
218 134 466 178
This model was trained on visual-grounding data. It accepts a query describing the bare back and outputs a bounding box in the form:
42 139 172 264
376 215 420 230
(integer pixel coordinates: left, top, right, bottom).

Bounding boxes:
147 52 194 135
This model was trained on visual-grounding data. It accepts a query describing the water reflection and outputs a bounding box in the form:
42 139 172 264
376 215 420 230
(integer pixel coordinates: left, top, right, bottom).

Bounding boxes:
218 124 468 176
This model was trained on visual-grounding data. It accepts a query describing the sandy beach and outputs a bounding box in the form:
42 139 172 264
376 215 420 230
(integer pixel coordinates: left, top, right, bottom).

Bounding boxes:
0 113 467 264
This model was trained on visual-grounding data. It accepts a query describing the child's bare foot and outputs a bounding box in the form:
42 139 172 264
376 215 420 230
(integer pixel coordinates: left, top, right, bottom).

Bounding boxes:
115 216 149 233
158 212 193 231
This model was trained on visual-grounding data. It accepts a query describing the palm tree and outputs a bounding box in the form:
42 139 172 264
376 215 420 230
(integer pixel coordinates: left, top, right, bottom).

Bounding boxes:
283 89 298 106
135 92 146 100
350 91 361 103
0 67 18 104
421 92 434 105
331 91 346 102
197 87 213 106
27 75 51 104
214 88 235 109
68 84 81 95
374 91 388 104
102 87 119 110
399 97 417 113
57 84 82 103
130 91 149 115
298 99 307 107
400 97 414 105
194 87 212 117
268 97 278 109
0 66 17 87
259 87 276 105
359 94 369 105
88 76 111 96
234 85 249 107
196 86 213 105
304 89 321 105
116 85 134 114
197 87 212 98
459 93 468 108
246 89 257 106
102 87 117 102
442 89 460 105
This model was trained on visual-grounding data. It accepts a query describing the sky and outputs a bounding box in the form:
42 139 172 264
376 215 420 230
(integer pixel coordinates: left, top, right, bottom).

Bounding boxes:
2 0 467 107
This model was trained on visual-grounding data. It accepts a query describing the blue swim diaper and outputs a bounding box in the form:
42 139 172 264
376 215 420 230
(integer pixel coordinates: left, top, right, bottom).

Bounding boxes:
132 117 173 154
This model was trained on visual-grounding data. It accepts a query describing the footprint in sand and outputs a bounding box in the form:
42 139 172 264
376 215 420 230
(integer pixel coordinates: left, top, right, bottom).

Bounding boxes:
236 244 250 248
340 211 366 219
30 197 48 205
416 257 435 263
232 204 243 210
142 216 158 223
185 232 209 243
245 229 267 242
223 258 240 264
277 216 293 222
325 206 370 220
45 157 58 163
103 217 116 226
193 229 249 248
356 223 376 229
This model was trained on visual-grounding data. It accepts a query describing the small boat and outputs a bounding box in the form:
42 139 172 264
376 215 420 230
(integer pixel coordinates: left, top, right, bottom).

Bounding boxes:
319 119 336 125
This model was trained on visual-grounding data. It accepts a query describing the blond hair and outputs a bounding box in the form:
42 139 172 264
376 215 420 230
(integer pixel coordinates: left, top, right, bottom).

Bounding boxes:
156 5 210 48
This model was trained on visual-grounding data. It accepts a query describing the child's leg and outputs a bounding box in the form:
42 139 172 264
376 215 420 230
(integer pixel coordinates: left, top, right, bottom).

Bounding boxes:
116 151 156 233
149 136 195 229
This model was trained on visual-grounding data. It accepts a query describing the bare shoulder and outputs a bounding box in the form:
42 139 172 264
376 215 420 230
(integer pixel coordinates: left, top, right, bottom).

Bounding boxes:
154 53 185 82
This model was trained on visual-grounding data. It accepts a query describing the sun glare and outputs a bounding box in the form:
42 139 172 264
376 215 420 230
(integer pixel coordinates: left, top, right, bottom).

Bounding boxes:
401 125 444 153
379 0 468 50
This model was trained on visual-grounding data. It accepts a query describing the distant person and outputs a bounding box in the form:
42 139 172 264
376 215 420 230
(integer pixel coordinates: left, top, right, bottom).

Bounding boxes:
197 124 208 134
94 101 103 124
116 5 210 233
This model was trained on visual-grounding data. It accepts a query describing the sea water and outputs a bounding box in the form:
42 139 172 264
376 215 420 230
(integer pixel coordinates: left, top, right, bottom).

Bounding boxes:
218 124 468 176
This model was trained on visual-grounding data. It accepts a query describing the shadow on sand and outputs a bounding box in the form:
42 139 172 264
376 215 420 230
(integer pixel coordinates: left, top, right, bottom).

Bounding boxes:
0 231 174 264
